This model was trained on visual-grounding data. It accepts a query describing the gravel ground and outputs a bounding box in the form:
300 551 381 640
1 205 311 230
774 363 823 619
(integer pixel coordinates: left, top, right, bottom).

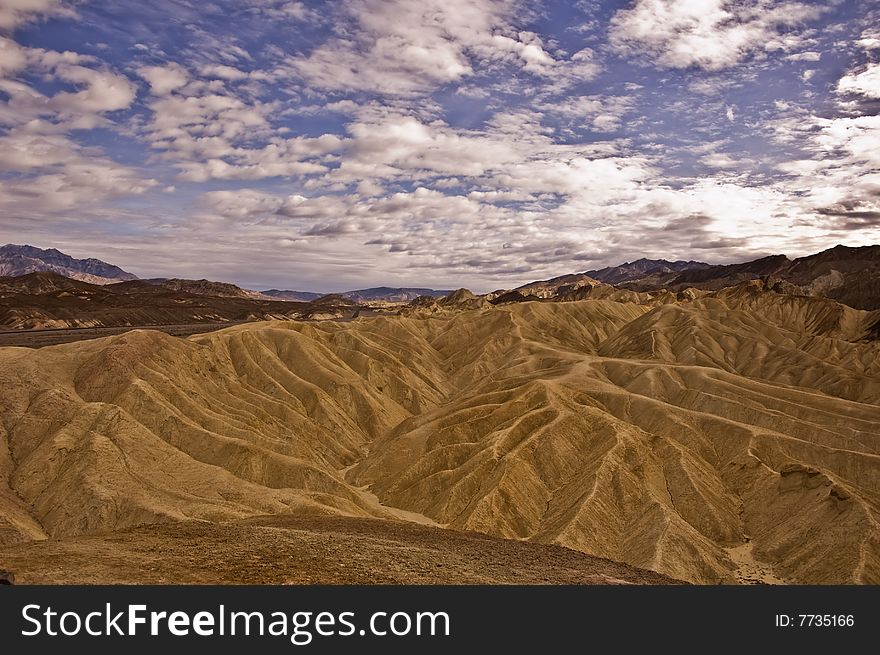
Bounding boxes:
0 516 681 585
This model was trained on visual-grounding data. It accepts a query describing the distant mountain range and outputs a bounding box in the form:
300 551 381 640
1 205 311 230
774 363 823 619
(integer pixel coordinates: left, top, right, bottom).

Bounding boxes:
606 246 880 311
262 287 452 303
342 287 453 303
0 245 453 304
483 246 880 311
4 243 880 313
0 244 137 284
261 289 324 302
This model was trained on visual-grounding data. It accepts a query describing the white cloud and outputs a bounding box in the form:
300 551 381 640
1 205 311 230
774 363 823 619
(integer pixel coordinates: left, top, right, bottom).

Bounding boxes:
836 63 880 99
250 0 318 22
766 84 880 236
0 0 74 32
0 156 157 213
856 29 880 51
536 94 634 132
609 0 827 70
700 152 739 169
138 62 189 95
785 50 821 61
138 65 343 182
0 21 155 219
200 64 248 81
288 0 598 96
49 64 136 114
0 35 25 75
0 41 135 129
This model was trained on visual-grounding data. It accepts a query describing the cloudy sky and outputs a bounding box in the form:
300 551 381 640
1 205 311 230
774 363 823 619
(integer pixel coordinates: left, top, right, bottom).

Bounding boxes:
0 0 878 292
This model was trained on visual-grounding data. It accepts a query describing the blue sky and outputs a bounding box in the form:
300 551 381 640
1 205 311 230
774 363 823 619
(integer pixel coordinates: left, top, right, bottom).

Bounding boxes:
0 0 878 292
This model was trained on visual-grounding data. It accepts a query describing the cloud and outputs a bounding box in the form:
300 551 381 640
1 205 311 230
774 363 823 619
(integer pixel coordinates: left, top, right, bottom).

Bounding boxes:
767 100 880 237
609 0 827 70
836 63 880 99
249 0 319 22
287 0 598 96
785 50 821 61
0 35 25 75
0 129 82 170
200 64 248 81
855 30 880 51
1 41 135 129
136 65 343 182
0 156 157 213
1 0 877 291
49 64 136 114
138 62 189 95
700 152 739 169
536 94 635 132
0 0 74 32
0 16 154 220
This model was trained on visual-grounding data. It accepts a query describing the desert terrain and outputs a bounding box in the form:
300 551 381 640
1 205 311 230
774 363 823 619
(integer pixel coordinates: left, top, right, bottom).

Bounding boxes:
0 516 675 584
1 264 878 585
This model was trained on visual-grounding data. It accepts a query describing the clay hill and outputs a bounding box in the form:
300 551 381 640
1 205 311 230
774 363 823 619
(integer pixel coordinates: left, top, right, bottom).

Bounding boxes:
0 271 878 585
0 272 361 329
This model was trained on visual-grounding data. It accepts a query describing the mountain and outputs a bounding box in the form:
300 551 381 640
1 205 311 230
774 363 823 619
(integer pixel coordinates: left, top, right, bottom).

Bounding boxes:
261 289 323 302
144 278 268 300
0 244 137 284
0 272 362 329
490 273 671 306
782 244 880 310
512 273 602 299
586 258 710 285
263 287 453 303
626 254 792 291
0 280 877 584
343 287 453 303
610 246 880 310
0 271 99 296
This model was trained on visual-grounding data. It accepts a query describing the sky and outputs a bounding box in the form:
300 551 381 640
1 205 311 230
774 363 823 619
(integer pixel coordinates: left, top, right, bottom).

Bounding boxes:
0 0 878 292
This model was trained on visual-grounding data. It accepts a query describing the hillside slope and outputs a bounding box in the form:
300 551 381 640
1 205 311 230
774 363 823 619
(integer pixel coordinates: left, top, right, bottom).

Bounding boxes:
0 287 878 584
0 272 363 329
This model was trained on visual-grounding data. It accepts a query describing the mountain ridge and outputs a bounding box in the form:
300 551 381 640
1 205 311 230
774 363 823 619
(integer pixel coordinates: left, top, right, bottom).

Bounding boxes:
585 258 711 285
0 244 137 285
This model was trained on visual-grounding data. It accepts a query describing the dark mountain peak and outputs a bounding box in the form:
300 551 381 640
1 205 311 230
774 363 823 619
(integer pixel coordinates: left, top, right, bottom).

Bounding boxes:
310 293 358 307
586 258 710 285
151 278 254 299
791 244 880 266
